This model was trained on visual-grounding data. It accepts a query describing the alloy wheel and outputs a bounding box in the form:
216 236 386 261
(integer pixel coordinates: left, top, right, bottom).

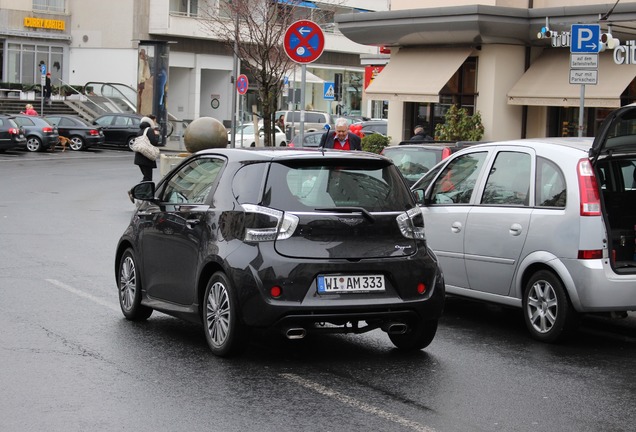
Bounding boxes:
526 279 558 334
119 255 136 312
205 281 231 348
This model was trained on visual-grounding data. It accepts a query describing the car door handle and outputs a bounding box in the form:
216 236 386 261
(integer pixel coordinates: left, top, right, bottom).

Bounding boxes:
451 221 462 233
509 223 523 236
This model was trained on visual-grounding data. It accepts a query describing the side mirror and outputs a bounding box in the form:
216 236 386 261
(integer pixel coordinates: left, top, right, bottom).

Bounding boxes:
131 181 156 201
412 189 425 205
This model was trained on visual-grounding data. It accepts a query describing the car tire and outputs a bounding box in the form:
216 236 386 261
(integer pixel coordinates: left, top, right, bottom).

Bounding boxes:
203 271 247 357
69 136 84 151
127 136 136 151
117 248 153 321
26 136 43 152
523 270 578 343
388 319 438 350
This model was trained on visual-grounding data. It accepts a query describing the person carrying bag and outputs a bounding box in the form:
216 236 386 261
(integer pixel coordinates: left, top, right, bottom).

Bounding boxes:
132 116 160 182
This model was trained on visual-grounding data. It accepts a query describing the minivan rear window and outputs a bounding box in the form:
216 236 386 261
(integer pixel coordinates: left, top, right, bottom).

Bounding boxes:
263 160 413 212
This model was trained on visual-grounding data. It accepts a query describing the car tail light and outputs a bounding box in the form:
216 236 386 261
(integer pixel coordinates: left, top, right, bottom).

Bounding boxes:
42 126 53 133
577 158 601 216
270 286 282 298
242 204 299 242
288 142 295 148
396 207 426 240
441 147 452 159
8 127 19 135
417 282 427 294
89 129 100 136
578 249 603 259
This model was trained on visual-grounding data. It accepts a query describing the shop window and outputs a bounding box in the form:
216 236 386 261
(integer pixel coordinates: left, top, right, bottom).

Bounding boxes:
33 0 65 13
405 58 478 140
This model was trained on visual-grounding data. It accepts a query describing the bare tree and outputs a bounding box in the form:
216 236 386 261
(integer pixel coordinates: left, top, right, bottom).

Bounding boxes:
198 0 312 146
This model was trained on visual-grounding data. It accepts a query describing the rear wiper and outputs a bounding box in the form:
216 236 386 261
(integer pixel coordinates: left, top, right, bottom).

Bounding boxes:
314 206 375 223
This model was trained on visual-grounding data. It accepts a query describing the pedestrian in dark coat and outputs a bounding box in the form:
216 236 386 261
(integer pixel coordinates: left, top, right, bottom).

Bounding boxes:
134 116 160 182
320 117 361 150
410 125 433 141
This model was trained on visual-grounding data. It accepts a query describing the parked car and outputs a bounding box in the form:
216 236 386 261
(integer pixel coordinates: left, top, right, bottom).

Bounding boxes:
382 142 477 186
352 119 387 137
0 115 26 152
411 123 636 343
13 114 59 152
275 110 334 135
228 123 287 147
288 131 325 148
117 148 445 356
44 114 105 151
93 113 143 150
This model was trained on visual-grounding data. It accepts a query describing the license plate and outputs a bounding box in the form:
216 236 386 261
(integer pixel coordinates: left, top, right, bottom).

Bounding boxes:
317 274 385 293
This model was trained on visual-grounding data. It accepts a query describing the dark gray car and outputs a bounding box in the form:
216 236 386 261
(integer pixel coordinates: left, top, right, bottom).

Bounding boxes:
117 148 445 357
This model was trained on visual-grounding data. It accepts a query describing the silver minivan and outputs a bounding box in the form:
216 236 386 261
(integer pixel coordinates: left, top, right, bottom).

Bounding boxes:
412 111 636 342
275 110 334 136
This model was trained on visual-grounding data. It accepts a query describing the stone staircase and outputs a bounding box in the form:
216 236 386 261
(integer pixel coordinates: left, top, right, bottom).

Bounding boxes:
0 97 83 118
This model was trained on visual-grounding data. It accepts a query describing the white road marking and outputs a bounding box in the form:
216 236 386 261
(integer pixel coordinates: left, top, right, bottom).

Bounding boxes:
280 373 436 432
46 279 120 312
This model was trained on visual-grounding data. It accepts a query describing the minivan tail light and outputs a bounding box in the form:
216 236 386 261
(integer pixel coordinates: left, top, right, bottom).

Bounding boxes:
578 249 603 259
242 204 299 242
577 158 601 216
396 207 426 240
441 147 452 159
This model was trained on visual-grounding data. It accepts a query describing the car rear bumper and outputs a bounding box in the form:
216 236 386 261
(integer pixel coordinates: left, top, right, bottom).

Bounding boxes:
561 258 636 311
227 246 446 327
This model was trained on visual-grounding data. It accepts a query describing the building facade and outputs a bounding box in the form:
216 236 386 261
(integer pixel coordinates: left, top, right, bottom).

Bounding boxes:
0 0 387 126
336 0 636 143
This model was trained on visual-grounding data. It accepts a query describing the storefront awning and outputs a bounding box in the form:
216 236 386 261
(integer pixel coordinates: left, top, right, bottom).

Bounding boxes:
364 47 473 103
507 49 636 108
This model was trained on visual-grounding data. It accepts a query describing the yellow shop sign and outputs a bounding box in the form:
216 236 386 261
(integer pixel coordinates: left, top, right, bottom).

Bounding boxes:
24 17 65 31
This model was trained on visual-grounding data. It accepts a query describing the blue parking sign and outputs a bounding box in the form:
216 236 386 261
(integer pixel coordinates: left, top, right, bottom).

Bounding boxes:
571 24 600 53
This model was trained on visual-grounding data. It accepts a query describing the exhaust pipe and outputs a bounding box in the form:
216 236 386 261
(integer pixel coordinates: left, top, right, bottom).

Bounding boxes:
382 322 408 335
285 327 307 340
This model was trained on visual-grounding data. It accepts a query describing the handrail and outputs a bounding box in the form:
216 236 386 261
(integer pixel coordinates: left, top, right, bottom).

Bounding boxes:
56 77 109 114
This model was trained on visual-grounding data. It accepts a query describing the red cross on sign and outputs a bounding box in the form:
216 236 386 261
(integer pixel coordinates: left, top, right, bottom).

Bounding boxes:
283 20 325 64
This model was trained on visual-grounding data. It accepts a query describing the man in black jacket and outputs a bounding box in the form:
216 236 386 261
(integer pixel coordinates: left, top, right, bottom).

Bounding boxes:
320 117 361 150
410 125 433 141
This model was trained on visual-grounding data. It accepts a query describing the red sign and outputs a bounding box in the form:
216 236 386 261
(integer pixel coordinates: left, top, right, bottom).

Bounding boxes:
237 74 249 95
364 66 385 90
284 20 325 64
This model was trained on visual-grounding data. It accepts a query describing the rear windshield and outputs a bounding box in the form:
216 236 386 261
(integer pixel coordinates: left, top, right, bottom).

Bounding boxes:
262 159 414 212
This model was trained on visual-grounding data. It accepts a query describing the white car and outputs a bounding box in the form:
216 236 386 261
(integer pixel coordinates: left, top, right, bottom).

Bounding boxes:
228 123 287 147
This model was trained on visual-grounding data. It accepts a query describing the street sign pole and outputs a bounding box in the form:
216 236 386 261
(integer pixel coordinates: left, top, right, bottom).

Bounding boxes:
570 24 600 137
300 65 306 145
579 85 585 137
283 20 325 147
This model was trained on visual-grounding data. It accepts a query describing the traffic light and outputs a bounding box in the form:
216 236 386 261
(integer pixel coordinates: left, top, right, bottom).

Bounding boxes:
600 31 620 51
334 73 343 101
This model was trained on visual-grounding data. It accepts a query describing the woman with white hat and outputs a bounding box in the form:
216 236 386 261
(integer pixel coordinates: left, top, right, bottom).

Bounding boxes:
133 116 160 182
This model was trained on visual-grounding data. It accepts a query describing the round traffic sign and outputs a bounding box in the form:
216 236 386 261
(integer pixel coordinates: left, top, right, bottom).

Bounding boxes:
284 20 325 64
237 74 249 95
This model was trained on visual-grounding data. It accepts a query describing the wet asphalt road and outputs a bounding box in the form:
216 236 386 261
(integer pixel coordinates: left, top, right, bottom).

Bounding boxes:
1 147 636 432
